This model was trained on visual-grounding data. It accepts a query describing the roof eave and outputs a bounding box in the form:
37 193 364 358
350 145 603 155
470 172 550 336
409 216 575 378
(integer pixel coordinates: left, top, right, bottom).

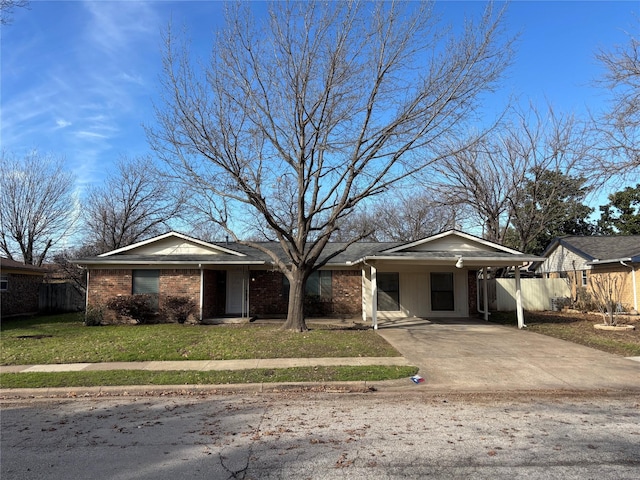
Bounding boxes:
588 257 638 266
74 259 267 266
348 255 543 266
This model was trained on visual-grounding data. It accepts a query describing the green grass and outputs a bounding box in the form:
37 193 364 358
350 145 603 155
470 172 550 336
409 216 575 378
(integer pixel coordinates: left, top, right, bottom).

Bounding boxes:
1 313 400 365
0 314 417 388
490 311 640 357
0 366 419 389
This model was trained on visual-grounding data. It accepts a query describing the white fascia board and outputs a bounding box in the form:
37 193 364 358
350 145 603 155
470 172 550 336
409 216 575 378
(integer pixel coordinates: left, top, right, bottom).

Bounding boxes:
98 231 246 257
81 260 266 266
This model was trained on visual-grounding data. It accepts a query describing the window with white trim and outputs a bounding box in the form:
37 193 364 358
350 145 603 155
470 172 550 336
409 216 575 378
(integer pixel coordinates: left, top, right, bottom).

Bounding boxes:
0 275 8 292
581 270 588 287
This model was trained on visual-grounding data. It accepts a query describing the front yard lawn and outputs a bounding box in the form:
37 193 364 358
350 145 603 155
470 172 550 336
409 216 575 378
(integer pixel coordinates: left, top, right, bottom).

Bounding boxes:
0 314 416 388
0 313 400 365
491 311 640 357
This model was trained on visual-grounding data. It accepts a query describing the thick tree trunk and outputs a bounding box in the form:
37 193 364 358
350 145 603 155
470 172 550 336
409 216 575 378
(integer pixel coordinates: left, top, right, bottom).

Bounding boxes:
281 267 308 332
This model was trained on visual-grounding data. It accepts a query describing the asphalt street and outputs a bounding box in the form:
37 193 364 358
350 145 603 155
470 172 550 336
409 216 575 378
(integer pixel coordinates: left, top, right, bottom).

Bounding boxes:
2 391 639 479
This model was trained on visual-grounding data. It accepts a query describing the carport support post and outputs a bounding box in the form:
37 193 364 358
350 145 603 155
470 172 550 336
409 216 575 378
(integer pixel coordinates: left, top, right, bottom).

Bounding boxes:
482 267 489 321
515 267 525 329
362 267 367 323
371 264 378 330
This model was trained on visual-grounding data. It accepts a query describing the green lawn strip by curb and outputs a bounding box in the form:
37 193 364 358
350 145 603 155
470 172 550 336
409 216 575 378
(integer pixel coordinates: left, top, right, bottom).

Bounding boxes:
0 366 419 389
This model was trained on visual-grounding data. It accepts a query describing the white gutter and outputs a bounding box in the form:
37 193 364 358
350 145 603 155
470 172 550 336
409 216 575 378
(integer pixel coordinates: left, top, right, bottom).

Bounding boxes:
589 257 634 265
620 261 638 312
347 255 542 265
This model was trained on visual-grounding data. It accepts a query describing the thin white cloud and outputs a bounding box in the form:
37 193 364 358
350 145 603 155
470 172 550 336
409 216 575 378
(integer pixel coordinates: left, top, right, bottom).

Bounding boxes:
74 130 108 140
56 119 72 128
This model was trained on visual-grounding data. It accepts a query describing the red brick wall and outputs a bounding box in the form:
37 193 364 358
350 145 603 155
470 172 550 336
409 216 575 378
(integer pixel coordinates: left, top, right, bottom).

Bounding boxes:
88 269 132 307
0 273 43 317
88 267 364 319
88 268 201 313
467 270 478 314
248 269 361 317
331 270 361 315
159 269 200 308
249 271 289 315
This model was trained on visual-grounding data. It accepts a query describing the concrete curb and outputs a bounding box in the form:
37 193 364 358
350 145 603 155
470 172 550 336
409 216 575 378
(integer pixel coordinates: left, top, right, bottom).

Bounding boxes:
3 380 640 400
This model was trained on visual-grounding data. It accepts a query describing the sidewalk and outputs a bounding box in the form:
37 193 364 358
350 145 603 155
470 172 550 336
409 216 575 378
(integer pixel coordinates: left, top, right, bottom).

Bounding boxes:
0 356 411 374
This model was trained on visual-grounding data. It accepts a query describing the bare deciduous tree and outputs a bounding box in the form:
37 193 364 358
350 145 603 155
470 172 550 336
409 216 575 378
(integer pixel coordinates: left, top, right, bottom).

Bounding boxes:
0 0 29 25
0 151 76 266
433 104 596 251
590 272 627 326
149 1 514 331
84 156 183 253
335 190 462 242
592 31 640 177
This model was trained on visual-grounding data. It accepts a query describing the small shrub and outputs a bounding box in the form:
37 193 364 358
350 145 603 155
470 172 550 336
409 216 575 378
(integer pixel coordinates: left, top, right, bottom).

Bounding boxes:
574 287 597 312
106 295 156 324
84 305 105 326
162 296 197 324
304 295 332 317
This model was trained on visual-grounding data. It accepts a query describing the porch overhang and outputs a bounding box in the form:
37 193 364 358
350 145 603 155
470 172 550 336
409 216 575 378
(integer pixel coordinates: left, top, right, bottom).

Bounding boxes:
353 252 544 331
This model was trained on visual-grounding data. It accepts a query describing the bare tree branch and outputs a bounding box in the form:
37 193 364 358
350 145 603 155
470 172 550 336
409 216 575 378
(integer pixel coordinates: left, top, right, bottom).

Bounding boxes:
591 29 640 178
83 156 185 253
0 151 76 266
148 1 514 330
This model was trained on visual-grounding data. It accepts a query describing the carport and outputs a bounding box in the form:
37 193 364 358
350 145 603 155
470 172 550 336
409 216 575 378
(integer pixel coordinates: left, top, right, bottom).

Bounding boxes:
349 231 543 330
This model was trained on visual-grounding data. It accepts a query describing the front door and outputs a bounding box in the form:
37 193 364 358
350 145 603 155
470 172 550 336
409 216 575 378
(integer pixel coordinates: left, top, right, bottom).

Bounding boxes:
226 269 245 315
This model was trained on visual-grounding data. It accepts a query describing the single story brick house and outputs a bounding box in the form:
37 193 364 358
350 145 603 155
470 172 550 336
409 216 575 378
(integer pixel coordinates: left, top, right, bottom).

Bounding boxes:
0 257 47 318
75 230 543 328
536 235 640 313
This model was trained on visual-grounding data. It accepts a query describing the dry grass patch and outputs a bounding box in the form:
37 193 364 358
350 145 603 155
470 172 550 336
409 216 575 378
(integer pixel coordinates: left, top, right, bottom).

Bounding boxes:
491 311 640 357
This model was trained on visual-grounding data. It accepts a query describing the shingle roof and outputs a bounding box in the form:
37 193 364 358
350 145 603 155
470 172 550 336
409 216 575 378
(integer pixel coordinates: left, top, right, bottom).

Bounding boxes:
74 230 543 267
551 236 640 262
0 257 47 273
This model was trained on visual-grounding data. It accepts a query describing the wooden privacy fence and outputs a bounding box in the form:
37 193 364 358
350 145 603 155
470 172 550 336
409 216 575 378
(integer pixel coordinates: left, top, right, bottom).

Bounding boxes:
487 278 570 312
39 283 85 313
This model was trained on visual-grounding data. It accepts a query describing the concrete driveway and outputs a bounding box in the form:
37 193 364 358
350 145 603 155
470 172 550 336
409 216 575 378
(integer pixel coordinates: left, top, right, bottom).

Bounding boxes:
376 317 640 392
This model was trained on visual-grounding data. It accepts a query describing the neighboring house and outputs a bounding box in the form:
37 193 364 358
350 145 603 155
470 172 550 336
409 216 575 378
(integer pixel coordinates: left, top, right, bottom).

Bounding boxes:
0 257 47 318
536 236 640 313
74 230 543 328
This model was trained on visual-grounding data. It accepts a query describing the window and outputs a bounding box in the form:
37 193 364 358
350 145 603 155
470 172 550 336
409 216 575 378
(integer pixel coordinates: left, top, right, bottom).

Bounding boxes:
377 272 400 311
306 270 332 298
0 275 8 292
581 270 588 287
132 270 159 308
431 272 454 311
282 270 332 299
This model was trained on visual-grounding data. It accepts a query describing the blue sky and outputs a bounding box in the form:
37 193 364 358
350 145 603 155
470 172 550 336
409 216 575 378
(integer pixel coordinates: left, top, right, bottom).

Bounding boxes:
1 1 637 197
